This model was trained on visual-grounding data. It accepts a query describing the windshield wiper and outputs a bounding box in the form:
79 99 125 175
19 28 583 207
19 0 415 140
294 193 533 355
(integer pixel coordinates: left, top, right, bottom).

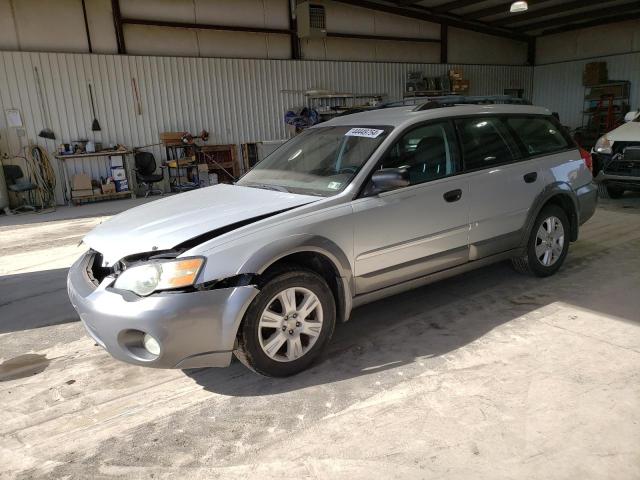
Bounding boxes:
245 183 290 193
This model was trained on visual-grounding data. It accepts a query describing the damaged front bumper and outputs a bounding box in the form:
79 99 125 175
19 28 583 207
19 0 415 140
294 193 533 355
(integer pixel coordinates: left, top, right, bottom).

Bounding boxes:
67 252 259 369
595 171 640 191
593 150 640 191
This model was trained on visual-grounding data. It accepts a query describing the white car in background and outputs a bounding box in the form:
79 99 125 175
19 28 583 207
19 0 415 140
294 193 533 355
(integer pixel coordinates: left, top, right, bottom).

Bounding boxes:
593 111 640 198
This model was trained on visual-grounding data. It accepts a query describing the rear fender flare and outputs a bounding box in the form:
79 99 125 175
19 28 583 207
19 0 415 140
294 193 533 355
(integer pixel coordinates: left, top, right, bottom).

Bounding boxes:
521 182 579 248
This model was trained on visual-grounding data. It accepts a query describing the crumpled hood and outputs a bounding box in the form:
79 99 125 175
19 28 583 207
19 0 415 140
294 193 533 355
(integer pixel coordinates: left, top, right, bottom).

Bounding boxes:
83 184 319 265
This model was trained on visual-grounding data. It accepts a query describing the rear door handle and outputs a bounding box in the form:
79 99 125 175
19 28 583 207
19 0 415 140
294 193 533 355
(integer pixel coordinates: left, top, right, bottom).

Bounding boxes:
443 189 462 203
523 172 538 183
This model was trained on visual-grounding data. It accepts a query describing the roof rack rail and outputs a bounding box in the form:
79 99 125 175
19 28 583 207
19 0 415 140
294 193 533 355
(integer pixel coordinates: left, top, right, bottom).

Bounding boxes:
411 95 531 111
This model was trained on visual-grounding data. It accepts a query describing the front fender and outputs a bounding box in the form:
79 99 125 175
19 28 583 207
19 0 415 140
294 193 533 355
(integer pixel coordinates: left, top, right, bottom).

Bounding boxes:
240 234 352 278
239 234 355 322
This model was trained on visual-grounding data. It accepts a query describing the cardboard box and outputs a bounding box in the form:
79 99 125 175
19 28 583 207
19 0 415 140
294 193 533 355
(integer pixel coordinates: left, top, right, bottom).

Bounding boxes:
449 68 463 80
101 182 116 194
160 132 187 145
115 179 129 192
111 167 126 181
72 173 92 191
109 155 124 168
72 189 93 198
451 79 470 92
583 62 607 86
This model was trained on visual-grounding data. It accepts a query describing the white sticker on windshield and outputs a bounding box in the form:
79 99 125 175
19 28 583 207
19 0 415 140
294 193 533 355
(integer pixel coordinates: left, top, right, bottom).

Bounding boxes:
327 181 342 190
345 128 384 138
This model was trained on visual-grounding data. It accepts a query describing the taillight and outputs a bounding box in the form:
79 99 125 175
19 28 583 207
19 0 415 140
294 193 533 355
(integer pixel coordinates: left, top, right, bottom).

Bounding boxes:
579 147 593 173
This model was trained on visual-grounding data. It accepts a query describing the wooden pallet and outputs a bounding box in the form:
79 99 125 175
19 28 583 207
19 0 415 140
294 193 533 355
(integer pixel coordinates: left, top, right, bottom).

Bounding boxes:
71 191 133 205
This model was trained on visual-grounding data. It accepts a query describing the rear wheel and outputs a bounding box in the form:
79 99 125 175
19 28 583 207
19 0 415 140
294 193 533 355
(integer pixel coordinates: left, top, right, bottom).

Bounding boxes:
234 268 336 377
512 205 570 277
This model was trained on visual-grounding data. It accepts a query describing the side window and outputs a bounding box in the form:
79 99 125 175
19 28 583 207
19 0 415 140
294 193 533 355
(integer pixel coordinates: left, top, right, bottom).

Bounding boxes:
456 117 518 170
380 121 459 186
506 116 570 156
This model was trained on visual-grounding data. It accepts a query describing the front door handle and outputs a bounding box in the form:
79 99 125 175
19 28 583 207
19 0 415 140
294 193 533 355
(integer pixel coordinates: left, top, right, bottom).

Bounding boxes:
523 172 538 183
443 189 462 203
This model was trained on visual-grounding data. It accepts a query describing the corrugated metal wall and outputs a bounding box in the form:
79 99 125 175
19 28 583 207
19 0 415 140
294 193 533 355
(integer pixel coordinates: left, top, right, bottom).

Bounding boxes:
533 52 640 130
0 51 533 204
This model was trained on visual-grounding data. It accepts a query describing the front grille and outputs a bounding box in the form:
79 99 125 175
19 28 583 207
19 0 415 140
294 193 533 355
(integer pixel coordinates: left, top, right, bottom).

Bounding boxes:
603 142 640 177
612 141 640 155
604 160 640 176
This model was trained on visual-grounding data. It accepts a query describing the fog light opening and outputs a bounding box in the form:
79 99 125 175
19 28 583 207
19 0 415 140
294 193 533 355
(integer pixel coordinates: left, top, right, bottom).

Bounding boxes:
143 333 161 356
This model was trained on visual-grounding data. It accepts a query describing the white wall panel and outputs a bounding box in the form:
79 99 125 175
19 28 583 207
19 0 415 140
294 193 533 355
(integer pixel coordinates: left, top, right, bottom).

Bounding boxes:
448 28 528 65
0 0 18 51
10 0 89 53
0 51 533 205
532 52 640 130
536 20 640 65
85 0 118 54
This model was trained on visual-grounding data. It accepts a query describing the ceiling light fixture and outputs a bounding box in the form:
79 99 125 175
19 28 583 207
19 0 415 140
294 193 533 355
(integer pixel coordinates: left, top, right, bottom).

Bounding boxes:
510 1 528 13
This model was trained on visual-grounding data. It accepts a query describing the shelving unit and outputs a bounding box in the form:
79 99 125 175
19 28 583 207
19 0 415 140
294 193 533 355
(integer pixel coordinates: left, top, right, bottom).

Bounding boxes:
404 90 451 98
581 81 630 147
306 92 386 120
55 150 136 206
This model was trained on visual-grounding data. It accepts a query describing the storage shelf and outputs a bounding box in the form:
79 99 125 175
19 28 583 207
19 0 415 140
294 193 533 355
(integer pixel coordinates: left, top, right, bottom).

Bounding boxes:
404 90 452 97
71 190 133 204
585 81 630 88
306 93 384 99
584 96 627 101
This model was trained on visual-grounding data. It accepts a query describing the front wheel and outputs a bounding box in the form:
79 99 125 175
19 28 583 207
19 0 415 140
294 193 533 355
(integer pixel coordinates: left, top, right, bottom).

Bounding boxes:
511 205 570 277
234 268 336 377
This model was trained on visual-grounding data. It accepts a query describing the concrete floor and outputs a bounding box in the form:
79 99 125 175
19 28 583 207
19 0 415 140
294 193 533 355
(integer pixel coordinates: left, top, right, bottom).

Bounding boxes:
1 194 639 479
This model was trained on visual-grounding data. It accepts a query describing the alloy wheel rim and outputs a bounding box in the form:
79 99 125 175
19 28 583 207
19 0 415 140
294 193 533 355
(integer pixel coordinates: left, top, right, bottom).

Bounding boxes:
535 216 565 267
258 287 323 362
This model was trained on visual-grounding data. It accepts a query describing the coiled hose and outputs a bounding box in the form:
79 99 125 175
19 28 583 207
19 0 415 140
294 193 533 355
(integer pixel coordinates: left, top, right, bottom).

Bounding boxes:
26 144 57 210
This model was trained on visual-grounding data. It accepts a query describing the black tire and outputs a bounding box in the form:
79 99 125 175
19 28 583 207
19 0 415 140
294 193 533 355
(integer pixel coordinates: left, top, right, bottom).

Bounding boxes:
606 185 624 199
234 268 336 377
511 205 570 277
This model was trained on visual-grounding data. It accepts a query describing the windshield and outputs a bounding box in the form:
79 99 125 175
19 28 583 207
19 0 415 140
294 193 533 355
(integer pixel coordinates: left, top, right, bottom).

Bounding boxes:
237 126 390 196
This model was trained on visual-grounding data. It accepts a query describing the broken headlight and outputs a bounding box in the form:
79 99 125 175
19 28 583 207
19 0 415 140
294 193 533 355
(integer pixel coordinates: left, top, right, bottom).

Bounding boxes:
113 257 204 296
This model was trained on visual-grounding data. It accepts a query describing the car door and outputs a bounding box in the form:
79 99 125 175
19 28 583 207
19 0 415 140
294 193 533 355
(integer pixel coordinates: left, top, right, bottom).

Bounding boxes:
455 116 545 259
351 120 470 295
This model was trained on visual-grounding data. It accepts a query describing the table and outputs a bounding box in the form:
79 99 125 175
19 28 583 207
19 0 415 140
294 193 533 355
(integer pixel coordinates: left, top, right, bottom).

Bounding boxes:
55 151 136 206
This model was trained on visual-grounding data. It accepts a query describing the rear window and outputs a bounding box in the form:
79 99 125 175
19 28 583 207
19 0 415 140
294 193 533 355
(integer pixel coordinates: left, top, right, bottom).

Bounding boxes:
456 117 519 170
506 117 569 156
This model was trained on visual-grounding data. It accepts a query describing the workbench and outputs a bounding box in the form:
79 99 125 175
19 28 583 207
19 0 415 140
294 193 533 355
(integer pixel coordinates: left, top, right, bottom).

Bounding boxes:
55 151 136 206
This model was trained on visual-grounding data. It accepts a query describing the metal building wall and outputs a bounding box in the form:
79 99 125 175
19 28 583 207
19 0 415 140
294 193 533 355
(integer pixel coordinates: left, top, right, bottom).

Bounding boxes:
0 51 533 205
532 52 640 130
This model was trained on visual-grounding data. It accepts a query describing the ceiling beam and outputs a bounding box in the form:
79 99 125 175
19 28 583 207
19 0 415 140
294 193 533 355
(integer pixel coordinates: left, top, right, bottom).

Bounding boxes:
519 2 640 32
539 10 640 36
331 0 530 41
432 0 485 12
462 0 554 20
392 0 425 5
121 18 292 35
492 0 615 26
327 31 440 43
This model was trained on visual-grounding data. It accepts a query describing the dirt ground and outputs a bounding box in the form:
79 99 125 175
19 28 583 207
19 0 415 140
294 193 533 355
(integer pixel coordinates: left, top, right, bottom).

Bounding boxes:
1 195 639 480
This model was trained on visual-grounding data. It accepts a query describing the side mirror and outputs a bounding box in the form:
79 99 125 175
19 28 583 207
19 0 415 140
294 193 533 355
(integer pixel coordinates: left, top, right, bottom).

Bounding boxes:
624 111 639 122
370 168 410 194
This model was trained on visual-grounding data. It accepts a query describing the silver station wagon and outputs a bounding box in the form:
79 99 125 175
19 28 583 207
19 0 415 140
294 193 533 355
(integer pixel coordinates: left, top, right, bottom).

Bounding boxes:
68 104 597 376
